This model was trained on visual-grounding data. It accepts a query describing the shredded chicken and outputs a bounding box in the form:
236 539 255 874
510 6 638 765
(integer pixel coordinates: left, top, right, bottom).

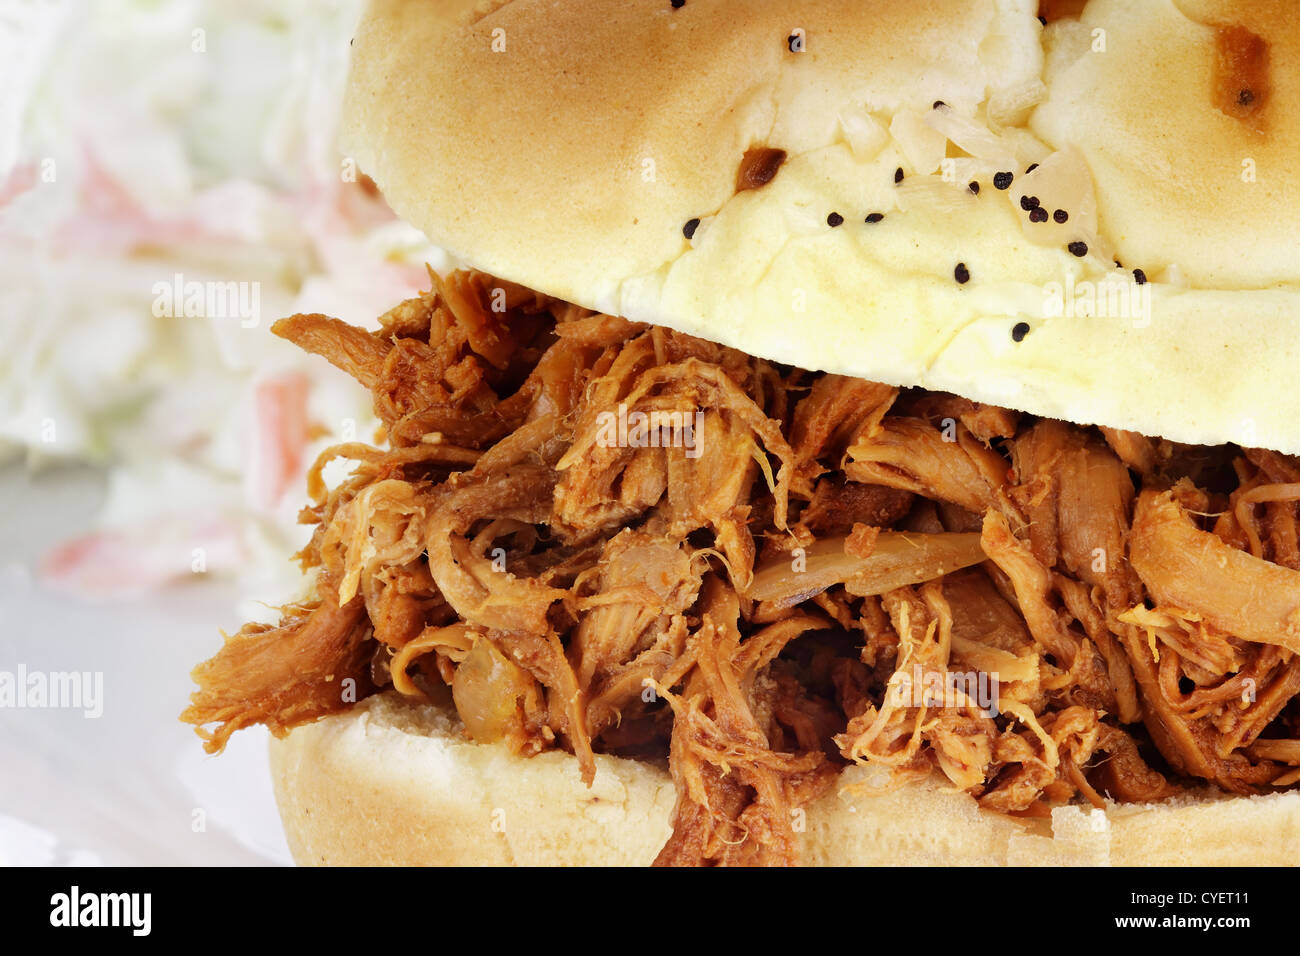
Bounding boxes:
184 269 1300 865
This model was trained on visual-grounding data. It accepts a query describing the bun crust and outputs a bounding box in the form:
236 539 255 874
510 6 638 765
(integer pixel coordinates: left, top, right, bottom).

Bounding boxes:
1034 0 1300 289
270 693 1300 866
342 0 1300 454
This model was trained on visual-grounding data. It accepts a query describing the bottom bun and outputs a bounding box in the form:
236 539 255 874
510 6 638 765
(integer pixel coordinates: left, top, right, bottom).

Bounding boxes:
270 692 1300 866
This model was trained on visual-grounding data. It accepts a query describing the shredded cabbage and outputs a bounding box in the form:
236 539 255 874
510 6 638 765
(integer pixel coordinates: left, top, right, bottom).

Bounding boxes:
0 1 449 600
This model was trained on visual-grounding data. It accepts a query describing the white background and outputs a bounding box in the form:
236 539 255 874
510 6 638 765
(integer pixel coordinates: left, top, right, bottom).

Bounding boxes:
0 463 292 865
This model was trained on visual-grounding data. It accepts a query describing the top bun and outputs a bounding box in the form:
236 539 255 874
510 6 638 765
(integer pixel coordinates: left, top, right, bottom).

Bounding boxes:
342 0 1300 454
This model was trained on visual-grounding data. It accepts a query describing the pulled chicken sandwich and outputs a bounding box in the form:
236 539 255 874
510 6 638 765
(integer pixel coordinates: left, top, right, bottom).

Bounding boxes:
183 0 1300 865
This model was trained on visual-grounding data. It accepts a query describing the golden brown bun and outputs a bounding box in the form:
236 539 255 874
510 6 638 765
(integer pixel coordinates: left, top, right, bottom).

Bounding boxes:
342 0 1300 455
270 693 1300 866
